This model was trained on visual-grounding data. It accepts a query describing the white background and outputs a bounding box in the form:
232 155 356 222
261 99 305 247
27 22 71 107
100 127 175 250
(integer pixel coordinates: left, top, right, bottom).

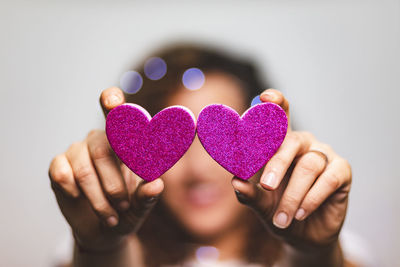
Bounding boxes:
0 0 399 266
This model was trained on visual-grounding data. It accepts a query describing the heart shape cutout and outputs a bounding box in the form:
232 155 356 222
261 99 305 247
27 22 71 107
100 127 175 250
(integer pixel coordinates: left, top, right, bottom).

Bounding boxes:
106 104 196 181
197 103 288 180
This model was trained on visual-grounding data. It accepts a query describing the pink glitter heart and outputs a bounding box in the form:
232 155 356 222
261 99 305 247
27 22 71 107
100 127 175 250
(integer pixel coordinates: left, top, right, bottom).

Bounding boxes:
106 104 196 182
197 103 288 180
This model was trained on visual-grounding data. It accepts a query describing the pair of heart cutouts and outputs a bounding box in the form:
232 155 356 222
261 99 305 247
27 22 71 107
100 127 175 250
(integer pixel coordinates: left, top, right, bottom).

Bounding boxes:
106 103 288 182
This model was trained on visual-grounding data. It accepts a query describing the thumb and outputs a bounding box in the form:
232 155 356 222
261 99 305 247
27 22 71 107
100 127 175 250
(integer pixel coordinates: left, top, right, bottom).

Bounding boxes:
99 86 126 166
259 88 291 132
115 178 164 235
99 87 126 117
231 177 275 222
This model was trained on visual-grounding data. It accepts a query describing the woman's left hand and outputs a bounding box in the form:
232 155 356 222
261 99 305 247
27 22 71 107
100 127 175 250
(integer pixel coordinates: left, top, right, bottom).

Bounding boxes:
231 89 352 255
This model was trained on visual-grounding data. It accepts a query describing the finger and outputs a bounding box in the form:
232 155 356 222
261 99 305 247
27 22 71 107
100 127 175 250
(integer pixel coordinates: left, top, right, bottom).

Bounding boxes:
86 130 130 211
259 131 312 190
117 178 164 234
120 164 138 197
295 158 352 221
49 154 80 198
231 177 275 220
133 178 164 204
260 88 291 130
66 142 119 227
272 151 327 229
260 88 289 114
100 86 125 117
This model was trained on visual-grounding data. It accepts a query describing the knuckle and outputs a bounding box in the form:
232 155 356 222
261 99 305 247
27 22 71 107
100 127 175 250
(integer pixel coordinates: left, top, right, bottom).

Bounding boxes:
49 155 69 180
298 156 322 175
92 201 112 216
269 155 287 171
105 183 125 199
51 167 71 185
282 193 300 209
285 132 302 149
304 195 320 211
324 173 340 191
91 144 111 160
74 165 93 182
287 131 301 144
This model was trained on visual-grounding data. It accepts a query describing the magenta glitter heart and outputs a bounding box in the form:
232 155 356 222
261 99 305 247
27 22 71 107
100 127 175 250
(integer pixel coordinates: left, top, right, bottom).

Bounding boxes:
197 103 288 180
106 104 196 182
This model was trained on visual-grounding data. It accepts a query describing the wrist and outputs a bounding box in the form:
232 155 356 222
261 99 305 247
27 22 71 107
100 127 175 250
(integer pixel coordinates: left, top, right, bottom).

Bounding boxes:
73 231 127 254
73 236 137 267
281 239 344 267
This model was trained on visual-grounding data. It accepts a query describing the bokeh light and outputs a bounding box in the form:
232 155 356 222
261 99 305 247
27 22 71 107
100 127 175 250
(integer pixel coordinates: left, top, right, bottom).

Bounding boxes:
144 57 167 80
250 95 262 106
120 71 143 94
195 246 219 263
182 68 205 90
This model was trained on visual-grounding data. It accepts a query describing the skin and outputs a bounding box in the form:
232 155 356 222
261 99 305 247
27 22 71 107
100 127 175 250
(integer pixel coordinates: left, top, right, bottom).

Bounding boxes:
48 72 352 267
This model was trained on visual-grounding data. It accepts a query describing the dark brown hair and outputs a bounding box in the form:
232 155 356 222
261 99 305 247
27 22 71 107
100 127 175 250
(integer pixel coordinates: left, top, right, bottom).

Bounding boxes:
125 43 283 266
124 43 267 116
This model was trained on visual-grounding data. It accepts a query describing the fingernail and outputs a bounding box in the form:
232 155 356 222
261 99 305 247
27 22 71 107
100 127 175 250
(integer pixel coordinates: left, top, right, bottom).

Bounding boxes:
295 208 306 220
234 189 244 198
274 211 288 228
145 196 158 204
106 216 118 227
106 94 120 107
234 189 248 204
261 172 277 189
261 92 275 101
119 201 130 211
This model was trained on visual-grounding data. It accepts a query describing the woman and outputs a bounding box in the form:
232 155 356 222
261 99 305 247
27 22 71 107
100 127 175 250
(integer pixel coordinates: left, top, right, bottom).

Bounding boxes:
49 44 353 266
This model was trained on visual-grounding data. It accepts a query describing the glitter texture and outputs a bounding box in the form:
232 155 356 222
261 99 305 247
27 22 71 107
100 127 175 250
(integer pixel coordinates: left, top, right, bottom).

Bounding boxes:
197 103 288 180
106 104 196 182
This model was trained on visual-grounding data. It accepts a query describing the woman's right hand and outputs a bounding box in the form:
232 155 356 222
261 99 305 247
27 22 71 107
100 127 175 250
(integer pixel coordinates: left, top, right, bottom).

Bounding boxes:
48 87 164 252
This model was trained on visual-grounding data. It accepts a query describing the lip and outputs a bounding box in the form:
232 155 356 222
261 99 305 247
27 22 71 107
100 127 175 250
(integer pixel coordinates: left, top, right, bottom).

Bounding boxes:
184 183 221 208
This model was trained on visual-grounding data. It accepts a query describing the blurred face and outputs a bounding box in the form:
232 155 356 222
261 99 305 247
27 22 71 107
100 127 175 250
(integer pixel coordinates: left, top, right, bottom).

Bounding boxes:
161 72 249 239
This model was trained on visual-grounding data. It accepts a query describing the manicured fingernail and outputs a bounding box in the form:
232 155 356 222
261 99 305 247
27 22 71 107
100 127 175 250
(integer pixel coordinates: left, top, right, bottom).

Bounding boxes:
106 216 118 227
234 189 245 198
261 172 277 189
106 94 120 107
234 189 249 204
145 196 158 204
295 208 306 220
274 211 288 228
119 201 130 211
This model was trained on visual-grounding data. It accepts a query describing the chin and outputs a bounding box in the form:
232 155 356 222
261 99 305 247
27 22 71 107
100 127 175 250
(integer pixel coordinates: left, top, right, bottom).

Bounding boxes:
175 201 246 242
184 215 230 240
161 174 247 241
